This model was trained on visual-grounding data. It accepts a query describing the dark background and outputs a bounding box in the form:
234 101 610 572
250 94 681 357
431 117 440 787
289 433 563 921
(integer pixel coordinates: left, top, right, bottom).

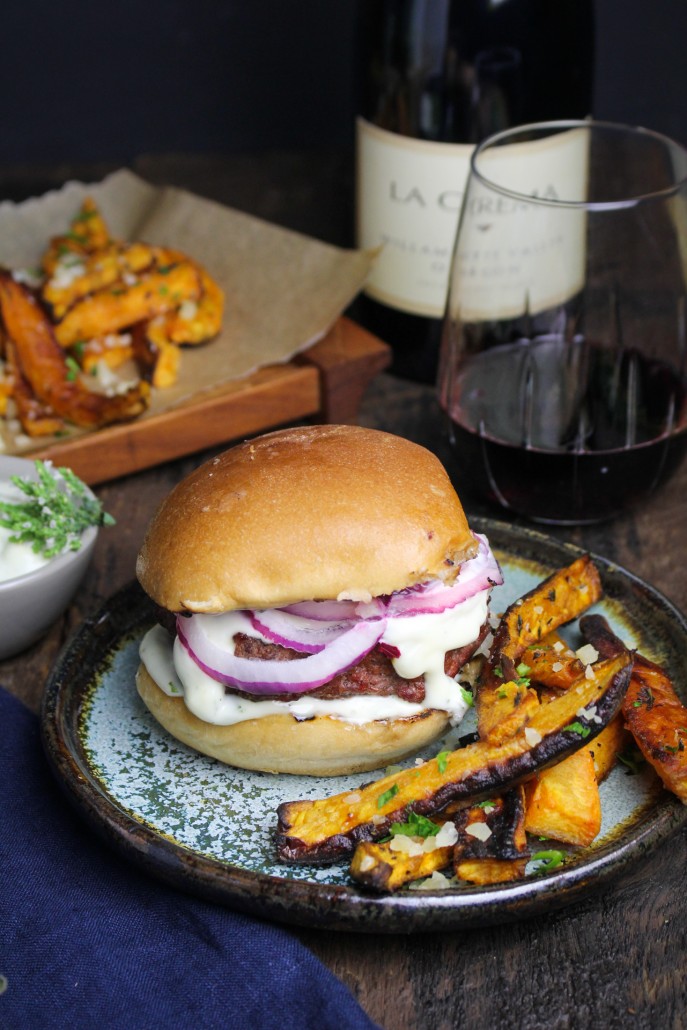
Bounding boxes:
0 0 683 167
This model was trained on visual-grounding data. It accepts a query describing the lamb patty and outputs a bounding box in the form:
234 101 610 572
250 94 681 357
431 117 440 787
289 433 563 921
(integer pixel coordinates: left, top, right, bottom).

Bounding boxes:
231 623 488 703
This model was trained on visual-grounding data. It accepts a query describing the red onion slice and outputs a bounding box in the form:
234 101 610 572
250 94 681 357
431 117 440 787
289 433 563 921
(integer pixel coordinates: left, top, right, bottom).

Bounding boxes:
282 599 360 621
384 535 502 617
249 609 353 654
177 614 385 695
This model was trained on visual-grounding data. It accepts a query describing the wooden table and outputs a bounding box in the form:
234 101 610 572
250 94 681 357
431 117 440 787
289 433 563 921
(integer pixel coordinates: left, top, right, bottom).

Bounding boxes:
2 154 686 1029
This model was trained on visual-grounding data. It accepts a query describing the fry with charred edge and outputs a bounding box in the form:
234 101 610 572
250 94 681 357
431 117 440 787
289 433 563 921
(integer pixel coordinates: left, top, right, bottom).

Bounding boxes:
452 788 528 860
275 652 632 864
350 788 527 892
455 858 529 885
451 787 529 885
580 614 687 803
494 555 603 677
0 272 149 429
476 555 603 743
351 838 453 892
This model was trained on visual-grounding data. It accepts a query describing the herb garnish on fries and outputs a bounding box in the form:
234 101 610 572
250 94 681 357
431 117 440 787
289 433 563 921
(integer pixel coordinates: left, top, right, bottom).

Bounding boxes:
274 554 687 892
0 198 224 439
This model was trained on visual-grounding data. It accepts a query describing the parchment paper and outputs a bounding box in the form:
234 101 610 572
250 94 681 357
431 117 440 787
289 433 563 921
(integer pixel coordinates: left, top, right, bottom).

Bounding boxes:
0 168 375 452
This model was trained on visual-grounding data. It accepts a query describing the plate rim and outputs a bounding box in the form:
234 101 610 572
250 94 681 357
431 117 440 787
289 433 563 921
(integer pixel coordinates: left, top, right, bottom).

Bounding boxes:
41 517 687 933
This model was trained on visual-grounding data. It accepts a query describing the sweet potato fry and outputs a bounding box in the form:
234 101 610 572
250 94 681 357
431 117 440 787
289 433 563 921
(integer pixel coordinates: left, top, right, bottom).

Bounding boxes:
351 837 453 892
0 376 11 417
624 663 687 802
524 633 586 690
54 261 202 347
131 317 183 388
580 615 687 803
524 746 601 846
350 788 528 892
493 555 603 677
476 555 603 743
276 653 632 864
79 334 135 373
0 272 149 429
8 373 64 437
41 197 111 276
588 716 631 782
474 677 541 746
159 268 224 345
43 241 155 319
452 788 528 861
455 858 529 885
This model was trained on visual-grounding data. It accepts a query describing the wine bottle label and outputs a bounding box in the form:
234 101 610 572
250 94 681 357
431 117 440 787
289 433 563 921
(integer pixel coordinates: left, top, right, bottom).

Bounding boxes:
357 118 471 318
448 128 589 322
357 119 589 323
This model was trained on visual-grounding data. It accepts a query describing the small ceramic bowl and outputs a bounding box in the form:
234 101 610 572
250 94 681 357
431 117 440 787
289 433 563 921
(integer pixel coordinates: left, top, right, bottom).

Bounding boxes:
0 455 98 660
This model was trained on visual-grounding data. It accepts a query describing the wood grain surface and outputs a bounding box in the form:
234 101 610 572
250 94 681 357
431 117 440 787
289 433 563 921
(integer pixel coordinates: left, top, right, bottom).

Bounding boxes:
2 154 685 1030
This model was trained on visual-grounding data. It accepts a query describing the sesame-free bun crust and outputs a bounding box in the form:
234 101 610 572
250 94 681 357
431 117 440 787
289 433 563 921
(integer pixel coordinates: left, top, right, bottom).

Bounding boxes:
136 424 475 613
136 664 450 775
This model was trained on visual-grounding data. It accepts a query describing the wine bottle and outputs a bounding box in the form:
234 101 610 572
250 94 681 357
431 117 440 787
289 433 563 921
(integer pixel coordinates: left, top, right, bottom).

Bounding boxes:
355 0 595 383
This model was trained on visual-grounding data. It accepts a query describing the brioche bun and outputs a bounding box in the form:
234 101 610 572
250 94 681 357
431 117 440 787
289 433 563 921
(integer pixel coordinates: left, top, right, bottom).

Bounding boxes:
136 424 476 614
136 425 483 776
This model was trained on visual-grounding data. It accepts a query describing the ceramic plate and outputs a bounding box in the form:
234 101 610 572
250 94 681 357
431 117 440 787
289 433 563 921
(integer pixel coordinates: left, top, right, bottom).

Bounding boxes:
41 519 687 933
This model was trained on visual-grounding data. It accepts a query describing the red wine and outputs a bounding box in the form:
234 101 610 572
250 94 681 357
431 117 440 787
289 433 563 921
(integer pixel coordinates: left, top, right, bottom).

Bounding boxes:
441 338 687 523
355 0 595 383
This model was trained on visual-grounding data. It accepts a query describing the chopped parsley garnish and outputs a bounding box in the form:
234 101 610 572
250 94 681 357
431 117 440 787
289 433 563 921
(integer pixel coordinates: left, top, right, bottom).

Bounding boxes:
515 662 531 686
530 849 565 872
633 687 655 709
459 685 474 707
436 750 450 774
65 355 81 382
563 721 591 738
389 811 440 839
0 460 115 558
376 784 399 809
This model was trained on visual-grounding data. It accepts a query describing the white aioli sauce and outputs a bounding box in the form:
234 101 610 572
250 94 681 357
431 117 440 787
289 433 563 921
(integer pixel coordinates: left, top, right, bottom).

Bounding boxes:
139 589 489 728
0 483 52 583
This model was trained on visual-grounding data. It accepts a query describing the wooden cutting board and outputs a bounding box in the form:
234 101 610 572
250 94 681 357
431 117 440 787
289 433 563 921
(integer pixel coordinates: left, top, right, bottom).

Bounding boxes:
28 317 390 484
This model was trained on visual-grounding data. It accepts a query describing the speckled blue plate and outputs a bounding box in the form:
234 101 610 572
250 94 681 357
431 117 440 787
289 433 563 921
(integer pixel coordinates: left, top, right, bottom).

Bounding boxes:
41 518 687 933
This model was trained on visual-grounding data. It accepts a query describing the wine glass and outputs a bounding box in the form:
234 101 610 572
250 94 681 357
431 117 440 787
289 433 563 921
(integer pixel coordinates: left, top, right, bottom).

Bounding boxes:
437 120 687 524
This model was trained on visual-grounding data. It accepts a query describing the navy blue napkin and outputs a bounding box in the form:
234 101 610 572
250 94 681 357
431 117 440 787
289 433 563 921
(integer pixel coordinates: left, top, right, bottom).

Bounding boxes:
0 687 379 1030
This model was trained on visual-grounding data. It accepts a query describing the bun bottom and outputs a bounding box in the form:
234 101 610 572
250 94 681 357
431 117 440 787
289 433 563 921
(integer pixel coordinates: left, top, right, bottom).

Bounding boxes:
136 664 450 776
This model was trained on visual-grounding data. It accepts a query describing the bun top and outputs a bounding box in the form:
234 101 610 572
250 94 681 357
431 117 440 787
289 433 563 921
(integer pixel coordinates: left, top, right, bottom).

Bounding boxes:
136 424 476 613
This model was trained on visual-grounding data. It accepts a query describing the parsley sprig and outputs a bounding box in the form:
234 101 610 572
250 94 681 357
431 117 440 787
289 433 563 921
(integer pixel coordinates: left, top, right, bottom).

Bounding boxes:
389 811 440 840
0 460 114 558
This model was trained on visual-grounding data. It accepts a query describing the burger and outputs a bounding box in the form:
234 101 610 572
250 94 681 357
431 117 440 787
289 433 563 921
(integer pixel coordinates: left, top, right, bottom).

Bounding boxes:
135 424 502 775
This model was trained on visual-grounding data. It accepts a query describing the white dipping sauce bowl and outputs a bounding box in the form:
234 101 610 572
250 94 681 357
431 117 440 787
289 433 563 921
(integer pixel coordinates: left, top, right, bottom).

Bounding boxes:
0 455 98 660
